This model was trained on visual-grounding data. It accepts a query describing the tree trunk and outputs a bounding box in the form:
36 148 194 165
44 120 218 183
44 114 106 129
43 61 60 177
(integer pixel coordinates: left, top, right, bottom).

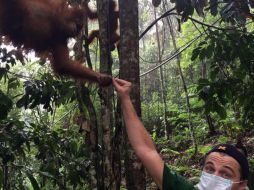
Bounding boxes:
201 60 216 136
76 84 104 189
73 12 104 188
97 0 119 189
113 98 123 190
163 1 197 155
119 0 146 189
153 7 169 138
205 114 216 136
3 165 9 190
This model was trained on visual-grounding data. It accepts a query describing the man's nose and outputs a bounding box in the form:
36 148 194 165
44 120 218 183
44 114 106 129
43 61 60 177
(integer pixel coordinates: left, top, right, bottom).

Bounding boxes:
213 171 220 177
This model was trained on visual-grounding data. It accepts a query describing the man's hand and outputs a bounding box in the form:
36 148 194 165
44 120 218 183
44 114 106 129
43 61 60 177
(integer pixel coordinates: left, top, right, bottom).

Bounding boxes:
112 78 132 99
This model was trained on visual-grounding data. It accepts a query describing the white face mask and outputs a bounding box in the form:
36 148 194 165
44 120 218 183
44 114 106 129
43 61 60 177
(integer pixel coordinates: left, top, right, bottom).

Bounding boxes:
197 171 241 190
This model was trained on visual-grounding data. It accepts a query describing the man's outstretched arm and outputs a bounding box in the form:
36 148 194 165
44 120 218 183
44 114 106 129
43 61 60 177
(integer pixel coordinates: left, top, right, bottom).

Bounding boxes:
113 78 164 189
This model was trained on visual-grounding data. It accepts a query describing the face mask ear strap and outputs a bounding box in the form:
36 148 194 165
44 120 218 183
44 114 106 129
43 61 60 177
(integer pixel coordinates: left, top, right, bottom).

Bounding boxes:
233 179 248 189
232 179 247 184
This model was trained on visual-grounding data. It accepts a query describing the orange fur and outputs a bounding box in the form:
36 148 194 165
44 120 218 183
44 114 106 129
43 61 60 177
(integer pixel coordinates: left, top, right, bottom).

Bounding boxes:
0 0 112 86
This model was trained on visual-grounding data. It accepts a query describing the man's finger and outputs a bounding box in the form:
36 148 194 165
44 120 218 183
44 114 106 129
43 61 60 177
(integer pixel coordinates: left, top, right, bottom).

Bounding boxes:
114 78 131 86
114 78 128 85
112 79 118 87
112 79 122 90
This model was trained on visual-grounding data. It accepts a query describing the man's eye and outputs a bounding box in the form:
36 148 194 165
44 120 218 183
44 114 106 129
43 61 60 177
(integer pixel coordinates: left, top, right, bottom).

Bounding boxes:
204 166 214 173
222 172 232 179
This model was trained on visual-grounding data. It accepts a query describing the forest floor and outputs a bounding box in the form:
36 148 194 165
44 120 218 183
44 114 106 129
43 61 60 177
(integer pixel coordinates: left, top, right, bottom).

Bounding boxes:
145 130 254 190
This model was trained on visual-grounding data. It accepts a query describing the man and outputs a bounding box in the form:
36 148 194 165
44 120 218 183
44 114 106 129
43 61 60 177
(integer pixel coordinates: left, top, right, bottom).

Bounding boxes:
113 78 249 190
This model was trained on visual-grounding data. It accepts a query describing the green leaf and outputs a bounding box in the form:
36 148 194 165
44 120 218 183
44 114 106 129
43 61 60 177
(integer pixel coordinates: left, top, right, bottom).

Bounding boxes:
38 171 56 179
198 41 207 47
191 47 201 61
210 66 220 81
0 90 13 120
199 48 207 60
16 96 26 108
26 172 40 190
198 78 210 86
0 68 7 81
205 45 213 59
8 77 19 89
214 102 227 119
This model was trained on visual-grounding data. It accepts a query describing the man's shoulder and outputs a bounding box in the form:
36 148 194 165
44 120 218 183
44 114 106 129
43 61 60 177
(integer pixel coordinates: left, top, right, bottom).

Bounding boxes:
163 164 198 190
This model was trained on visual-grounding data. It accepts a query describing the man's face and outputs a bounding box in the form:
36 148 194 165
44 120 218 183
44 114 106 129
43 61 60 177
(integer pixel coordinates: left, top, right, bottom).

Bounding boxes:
203 152 247 190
